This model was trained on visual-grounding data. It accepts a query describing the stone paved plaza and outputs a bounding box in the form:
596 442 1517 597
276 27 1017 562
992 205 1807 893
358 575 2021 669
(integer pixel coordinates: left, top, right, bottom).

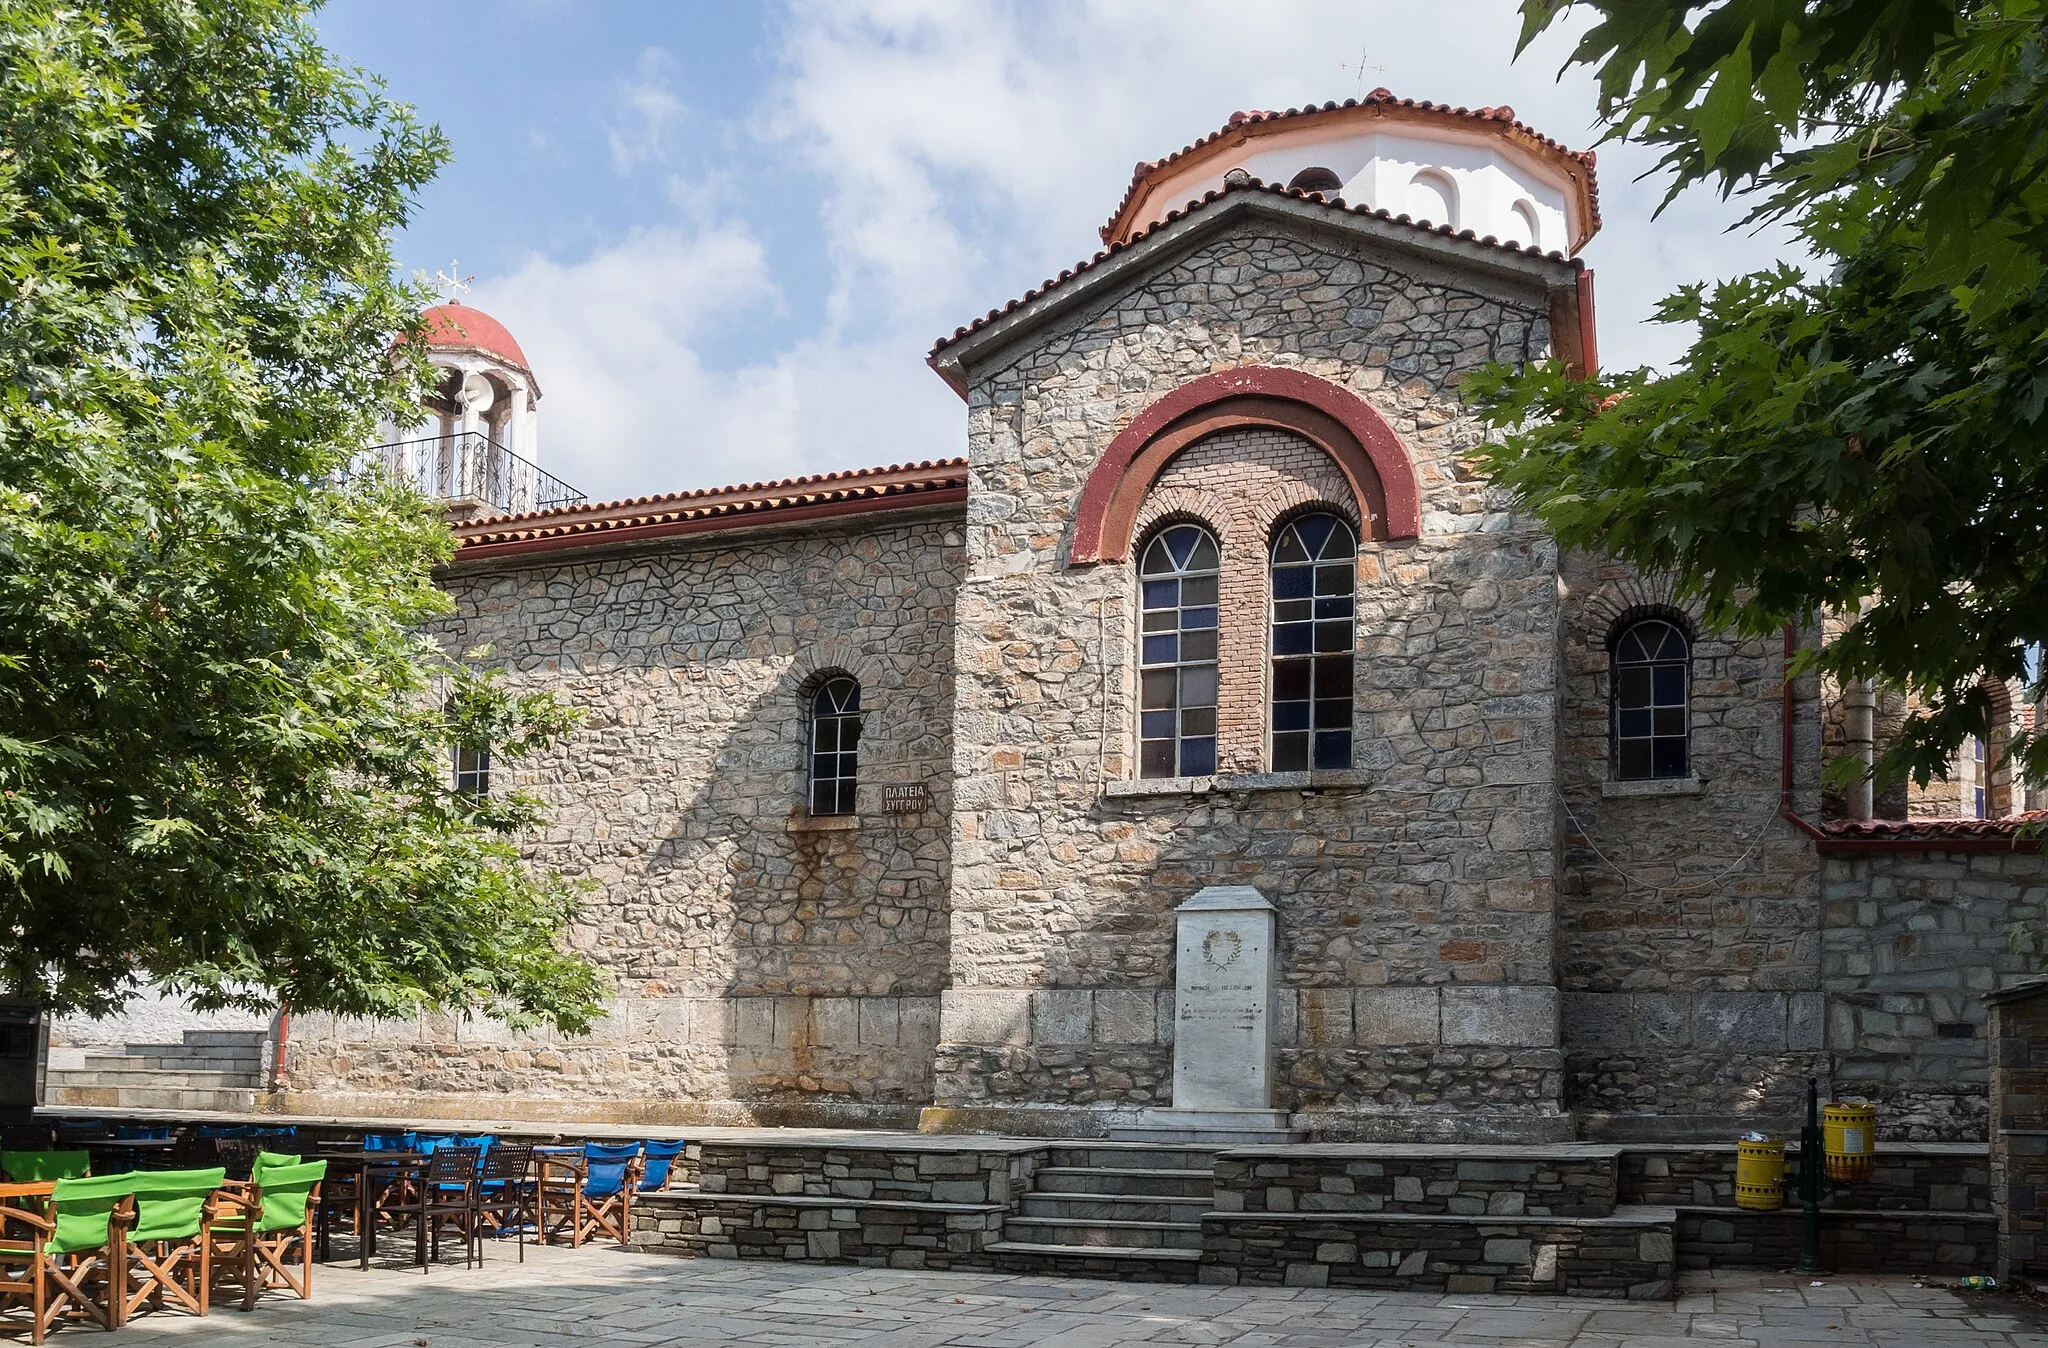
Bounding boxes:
86 1242 2048 1347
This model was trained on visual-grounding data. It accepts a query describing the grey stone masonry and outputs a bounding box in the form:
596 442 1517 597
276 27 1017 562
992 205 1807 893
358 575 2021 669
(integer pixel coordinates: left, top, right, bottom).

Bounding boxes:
286 512 963 1126
939 207 1568 1133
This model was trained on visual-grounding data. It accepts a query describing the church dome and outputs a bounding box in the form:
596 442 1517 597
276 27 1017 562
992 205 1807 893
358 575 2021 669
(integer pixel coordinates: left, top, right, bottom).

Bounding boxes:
1103 90 1601 256
420 302 532 374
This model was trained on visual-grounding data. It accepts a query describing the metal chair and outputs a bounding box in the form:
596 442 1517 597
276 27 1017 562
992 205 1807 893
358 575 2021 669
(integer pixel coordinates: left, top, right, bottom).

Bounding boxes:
384 1146 481 1272
475 1144 536 1261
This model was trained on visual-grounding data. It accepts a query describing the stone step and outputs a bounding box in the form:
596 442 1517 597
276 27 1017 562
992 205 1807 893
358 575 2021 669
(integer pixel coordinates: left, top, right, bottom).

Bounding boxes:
1033 1166 1214 1198
40 1084 264 1112
984 1239 1201 1265
81 1053 259 1073
1020 1192 1212 1223
1046 1144 1221 1172
179 1030 267 1048
1001 1215 1203 1251
46 1068 260 1090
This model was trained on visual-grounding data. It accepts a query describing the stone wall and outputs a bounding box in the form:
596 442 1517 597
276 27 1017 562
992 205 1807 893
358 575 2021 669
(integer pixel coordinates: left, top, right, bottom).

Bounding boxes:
285 513 963 1126
1987 980 2048 1280
939 213 1568 1134
1824 851 2048 1138
1554 558 1828 1134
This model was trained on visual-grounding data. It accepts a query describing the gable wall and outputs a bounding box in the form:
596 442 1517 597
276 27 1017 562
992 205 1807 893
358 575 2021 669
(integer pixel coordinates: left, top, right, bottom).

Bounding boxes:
934 218 1572 1138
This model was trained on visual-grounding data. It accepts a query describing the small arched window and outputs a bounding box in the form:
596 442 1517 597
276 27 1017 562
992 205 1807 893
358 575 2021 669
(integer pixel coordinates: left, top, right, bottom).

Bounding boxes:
453 745 491 799
1270 513 1356 772
1611 620 1691 780
809 677 862 814
1506 199 1542 250
1138 523 1221 778
1408 169 1457 228
1288 166 1344 194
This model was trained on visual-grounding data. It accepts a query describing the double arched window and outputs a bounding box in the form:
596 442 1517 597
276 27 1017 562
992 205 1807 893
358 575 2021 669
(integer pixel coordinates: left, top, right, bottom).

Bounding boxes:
1138 525 1220 778
808 676 862 814
1134 512 1358 779
1270 514 1357 772
1611 619 1691 780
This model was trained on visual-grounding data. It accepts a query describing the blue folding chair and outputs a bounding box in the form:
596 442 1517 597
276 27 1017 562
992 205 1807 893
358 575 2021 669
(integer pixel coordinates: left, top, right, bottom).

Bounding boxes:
638 1140 685 1192
363 1131 417 1152
538 1143 640 1247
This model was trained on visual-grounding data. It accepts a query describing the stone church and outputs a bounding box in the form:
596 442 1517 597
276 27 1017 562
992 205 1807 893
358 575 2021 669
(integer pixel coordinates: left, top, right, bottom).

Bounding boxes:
231 93 2048 1143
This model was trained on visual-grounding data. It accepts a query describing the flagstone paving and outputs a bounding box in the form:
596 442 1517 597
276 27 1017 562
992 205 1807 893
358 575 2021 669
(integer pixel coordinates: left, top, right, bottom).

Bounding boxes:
83 1244 2048 1347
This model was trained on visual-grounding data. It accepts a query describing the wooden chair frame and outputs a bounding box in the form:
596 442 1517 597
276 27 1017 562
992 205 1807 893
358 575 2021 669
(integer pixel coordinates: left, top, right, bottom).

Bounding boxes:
0 1183 123 1344
209 1178 322 1309
536 1149 642 1248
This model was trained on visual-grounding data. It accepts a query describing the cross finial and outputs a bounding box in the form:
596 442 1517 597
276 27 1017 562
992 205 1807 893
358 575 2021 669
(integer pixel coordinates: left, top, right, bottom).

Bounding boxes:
432 259 474 303
1341 46 1385 96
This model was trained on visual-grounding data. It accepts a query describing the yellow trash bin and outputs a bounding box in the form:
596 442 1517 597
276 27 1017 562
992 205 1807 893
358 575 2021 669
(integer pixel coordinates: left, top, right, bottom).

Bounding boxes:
1735 1137 1786 1210
1823 1101 1877 1182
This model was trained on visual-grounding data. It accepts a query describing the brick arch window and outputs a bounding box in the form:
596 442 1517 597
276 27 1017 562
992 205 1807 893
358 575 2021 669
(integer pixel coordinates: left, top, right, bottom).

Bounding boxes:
1610 618 1691 780
808 675 862 814
1138 522 1221 778
1269 512 1356 771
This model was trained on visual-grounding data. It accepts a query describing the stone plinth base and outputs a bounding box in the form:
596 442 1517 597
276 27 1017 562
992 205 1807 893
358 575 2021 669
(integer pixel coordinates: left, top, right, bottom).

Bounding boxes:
1110 1108 1300 1145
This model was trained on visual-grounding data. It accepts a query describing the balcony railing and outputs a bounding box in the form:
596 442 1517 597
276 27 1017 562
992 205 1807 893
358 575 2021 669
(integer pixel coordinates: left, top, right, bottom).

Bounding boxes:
365 432 586 516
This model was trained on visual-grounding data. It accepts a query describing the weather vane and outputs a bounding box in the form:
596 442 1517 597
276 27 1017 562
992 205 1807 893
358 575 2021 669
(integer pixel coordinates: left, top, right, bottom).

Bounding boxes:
1341 45 1385 96
432 260 474 303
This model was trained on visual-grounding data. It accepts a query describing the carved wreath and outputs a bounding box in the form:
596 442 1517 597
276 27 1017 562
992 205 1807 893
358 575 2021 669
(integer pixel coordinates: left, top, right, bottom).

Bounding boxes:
1201 929 1243 970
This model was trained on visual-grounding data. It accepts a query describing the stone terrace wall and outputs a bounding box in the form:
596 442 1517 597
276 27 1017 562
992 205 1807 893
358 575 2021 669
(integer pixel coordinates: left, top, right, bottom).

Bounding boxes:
1554 557 1827 1136
1824 850 2048 1138
286 514 963 1127
937 215 1567 1136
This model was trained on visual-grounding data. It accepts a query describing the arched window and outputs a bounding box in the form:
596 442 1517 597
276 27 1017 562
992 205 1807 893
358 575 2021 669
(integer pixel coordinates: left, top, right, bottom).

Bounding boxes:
1408 169 1457 228
1287 166 1344 194
1138 524 1220 778
1611 620 1691 780
1507 199 1542 250
809 677 862 814
1270 513 1356 772
453 744 491 799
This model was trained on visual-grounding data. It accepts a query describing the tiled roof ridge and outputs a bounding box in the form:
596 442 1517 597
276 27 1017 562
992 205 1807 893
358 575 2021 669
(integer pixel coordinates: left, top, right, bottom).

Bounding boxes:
451 458 970 554
1101 91 1602 246
1822 810 2048 839
459 457 971 529
930 173 1578 360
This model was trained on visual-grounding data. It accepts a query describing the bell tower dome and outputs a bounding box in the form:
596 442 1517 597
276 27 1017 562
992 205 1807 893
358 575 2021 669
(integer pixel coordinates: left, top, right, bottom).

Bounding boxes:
372 297 583 516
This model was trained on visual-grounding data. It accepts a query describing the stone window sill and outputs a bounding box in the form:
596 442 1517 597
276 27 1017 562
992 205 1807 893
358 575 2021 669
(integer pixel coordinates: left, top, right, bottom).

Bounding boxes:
1103 769 1373 801
786 814 862 833
1600 776 1703 798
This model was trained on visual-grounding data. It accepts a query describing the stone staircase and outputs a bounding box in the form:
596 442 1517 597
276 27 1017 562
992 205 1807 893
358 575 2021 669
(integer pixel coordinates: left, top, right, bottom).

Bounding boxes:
43 1030 266 1110
986 1142 1216 1278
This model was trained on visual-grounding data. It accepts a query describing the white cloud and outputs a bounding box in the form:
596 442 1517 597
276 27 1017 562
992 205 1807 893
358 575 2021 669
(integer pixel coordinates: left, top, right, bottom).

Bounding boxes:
608 47 687 175
467 1 1807 503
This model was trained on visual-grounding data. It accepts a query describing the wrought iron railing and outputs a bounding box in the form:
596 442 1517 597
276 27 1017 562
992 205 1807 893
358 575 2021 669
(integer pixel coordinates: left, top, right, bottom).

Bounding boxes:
365 432 586 515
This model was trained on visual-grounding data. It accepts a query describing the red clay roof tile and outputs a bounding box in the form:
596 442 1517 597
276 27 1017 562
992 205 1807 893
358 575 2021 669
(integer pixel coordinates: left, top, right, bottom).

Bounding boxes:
450 458 969 560
1102 91 1601 248
928 173 1577 364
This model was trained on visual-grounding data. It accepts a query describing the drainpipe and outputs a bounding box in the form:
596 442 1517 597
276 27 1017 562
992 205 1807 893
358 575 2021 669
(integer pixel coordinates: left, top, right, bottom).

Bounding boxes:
1844 678 1877 820
1781 625 1827 839
269 1005 290 1093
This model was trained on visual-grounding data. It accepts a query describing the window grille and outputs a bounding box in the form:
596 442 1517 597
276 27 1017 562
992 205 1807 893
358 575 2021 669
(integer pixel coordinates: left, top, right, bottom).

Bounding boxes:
1611 619 1691 780
1269 513 1356 772
1138 524 1221 778
809 677 862 815
454 745 491 798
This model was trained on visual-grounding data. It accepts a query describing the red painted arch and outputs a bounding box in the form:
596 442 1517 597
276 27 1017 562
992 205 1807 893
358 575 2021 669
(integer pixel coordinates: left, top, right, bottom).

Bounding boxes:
1069 366 1422 564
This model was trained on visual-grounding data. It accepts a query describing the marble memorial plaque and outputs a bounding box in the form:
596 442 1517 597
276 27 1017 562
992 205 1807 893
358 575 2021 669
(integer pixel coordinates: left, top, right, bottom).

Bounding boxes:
1171 885 1276 1111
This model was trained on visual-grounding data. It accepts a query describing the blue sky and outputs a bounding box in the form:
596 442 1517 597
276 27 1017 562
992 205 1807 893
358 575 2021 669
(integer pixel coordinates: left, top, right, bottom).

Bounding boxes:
317 1 1797 506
